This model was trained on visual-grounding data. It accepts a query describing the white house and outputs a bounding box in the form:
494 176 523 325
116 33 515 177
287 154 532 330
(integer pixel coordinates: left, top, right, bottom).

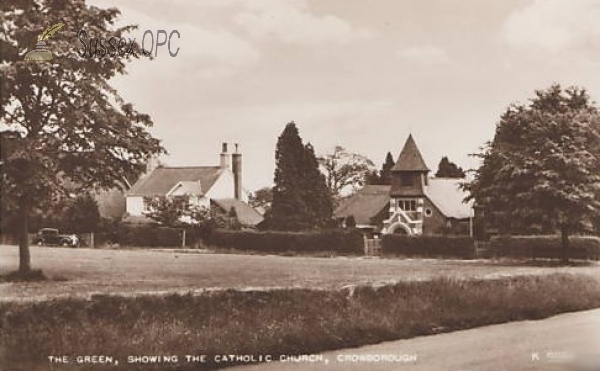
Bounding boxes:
125 143 263 226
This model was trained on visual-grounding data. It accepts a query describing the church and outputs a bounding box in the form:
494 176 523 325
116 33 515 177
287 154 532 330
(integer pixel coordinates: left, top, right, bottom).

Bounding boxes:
334 135 474 235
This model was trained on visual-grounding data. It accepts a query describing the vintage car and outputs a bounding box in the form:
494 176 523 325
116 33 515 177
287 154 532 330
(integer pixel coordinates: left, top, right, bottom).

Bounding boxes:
34 228 79 247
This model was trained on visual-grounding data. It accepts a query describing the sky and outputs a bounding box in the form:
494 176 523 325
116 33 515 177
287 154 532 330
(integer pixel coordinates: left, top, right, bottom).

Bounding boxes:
90 0 600 192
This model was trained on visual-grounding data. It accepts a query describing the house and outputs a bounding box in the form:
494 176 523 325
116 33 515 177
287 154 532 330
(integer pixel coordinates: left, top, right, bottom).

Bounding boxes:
124 143 263 227
334 135 473 235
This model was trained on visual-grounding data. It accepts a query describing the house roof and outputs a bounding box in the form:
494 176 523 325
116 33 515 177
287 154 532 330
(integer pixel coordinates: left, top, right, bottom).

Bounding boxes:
334 179 473 224
334 185 391 225
392 134 430 172
212 198 264 226
168 181 203 196
424 178 473 219
127 166 222 197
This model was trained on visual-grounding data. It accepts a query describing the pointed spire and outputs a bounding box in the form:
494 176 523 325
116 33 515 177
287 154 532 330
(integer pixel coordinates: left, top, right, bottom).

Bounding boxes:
392 134 429 172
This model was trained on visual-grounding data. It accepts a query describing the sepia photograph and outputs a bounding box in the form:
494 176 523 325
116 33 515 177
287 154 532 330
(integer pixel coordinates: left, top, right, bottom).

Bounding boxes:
1 0 600 370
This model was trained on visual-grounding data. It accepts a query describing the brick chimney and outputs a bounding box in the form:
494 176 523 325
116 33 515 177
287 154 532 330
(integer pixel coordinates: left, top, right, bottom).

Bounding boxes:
232 143 242 200
220 142 231 170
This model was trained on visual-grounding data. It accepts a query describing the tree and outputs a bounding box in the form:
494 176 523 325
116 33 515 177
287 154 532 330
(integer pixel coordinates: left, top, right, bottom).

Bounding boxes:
248 187 273 214
145 196 189 227
303 143 334 227
435 156 466 178
364 170 381 185
465 85 600 262
366 152 395 185
269 122 332 230
1 2 165 273
318 146 375 199
62 193 101 234
379 152 395 185
345 215 357 228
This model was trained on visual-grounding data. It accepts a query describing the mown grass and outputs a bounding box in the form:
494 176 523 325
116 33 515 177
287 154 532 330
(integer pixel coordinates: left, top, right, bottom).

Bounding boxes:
2 274 600 370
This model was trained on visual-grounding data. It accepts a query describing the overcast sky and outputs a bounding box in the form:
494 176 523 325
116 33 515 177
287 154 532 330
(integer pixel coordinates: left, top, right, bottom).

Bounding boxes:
91 0 600 192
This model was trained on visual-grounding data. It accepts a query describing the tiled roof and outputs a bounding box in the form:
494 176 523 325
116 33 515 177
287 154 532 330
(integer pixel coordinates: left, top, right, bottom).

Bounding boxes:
127 166 222 197
334 185 391 225
169 181 203 196
335 180 473 224
424 178 473 219
392 134 430 172
212 198 264 226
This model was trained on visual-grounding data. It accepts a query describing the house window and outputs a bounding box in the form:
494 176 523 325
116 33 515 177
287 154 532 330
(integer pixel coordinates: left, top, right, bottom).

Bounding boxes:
424 208 433 217
397 199 417 212
142 197 153 213
400 174 413 187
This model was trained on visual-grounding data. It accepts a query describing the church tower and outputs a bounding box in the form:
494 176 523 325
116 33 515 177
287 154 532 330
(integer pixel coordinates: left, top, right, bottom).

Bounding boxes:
383 134 430 234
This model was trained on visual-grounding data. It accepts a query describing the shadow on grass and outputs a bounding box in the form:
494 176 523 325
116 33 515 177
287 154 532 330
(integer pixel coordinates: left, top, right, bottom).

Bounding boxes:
0 269 47 282
491 259 598 267
0 270 69 283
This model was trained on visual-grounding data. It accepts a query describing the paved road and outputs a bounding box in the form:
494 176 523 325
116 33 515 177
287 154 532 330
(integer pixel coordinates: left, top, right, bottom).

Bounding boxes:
230 309 600 371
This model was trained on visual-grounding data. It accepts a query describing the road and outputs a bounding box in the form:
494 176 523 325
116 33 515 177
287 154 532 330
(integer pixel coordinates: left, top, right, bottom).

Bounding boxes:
230 309 600 371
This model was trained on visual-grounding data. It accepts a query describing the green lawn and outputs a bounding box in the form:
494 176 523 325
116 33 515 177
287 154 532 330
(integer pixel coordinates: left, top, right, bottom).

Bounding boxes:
1 245 598 302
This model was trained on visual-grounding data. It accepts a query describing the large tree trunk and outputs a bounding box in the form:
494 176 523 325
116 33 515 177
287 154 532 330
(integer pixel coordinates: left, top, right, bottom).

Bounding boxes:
18 201 31 273
560 224 570 264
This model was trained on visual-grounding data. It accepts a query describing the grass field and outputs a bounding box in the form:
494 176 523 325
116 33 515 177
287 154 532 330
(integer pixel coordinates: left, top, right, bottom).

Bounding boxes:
1 245 599 302
4 274 600 371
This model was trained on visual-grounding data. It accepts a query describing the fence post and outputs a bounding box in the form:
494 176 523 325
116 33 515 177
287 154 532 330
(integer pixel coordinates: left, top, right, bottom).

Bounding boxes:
90 232 94 248
181 229 186 247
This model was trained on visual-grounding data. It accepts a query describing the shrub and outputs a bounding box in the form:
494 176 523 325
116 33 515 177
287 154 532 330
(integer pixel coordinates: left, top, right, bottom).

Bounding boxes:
381 235 475 259
490 235 600 260
206 229 364 255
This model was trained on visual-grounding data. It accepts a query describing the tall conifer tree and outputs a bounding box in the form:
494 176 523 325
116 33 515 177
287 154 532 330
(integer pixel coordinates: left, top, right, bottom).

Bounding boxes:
269 122 332 230
380 152 395 185
303 143 333 228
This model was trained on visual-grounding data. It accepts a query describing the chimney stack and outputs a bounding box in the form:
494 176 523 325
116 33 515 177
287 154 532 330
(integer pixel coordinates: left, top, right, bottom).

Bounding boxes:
232 143 242 200
220 142 231 170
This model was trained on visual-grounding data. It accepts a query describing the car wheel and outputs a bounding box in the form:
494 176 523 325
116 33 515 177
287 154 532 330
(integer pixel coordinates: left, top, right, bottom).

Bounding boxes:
61 241 69 247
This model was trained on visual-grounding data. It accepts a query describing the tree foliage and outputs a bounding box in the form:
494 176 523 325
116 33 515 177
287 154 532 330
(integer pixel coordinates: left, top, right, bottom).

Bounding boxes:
145 196 190 227
62 193 101 234
435 156 465 178
465 85 600 261
1 1 165 272
248 187 273 214
366 152 395 185
269 122 333 230
318 146 375 199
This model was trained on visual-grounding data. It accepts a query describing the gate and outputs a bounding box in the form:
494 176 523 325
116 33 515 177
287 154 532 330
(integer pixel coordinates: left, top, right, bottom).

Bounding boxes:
364 238 382 257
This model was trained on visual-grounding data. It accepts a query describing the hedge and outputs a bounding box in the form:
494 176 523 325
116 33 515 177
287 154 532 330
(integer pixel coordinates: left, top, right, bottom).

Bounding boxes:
490 235 600 260
381 235 475 259
94 225 183 247
206 229 364 255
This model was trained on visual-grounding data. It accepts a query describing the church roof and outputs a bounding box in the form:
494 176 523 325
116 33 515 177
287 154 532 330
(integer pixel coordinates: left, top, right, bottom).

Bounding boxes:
424 178 473 219
392 134 430 172
127 166 222 197
334 179 473 223
333 185 390 225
